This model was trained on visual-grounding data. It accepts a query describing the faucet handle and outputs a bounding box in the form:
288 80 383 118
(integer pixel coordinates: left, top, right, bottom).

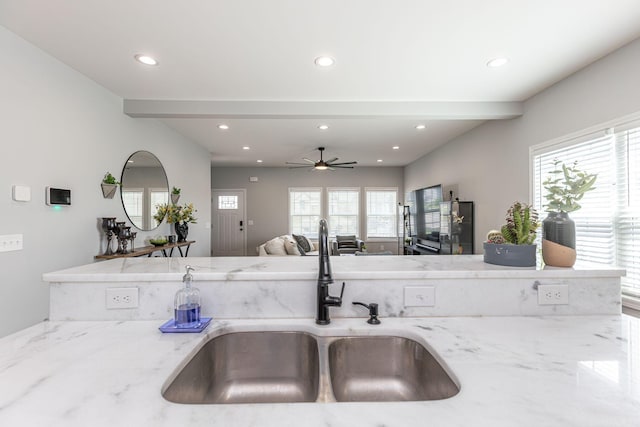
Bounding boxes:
339 282 346 300
352 301 381 325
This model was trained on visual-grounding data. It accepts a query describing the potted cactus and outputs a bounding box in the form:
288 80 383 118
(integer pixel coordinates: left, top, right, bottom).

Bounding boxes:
483 202 540 267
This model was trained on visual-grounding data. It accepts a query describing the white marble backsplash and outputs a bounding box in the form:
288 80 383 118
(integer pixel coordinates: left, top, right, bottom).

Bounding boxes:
44 255 624 320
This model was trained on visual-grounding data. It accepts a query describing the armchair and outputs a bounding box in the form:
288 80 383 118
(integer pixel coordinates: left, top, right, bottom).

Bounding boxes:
331 235 365 255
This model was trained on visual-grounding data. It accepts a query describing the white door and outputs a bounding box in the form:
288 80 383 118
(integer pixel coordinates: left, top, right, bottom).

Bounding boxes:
212 190 246 256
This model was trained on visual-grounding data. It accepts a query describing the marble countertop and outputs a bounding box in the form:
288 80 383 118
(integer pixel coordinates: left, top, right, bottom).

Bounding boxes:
1 315 639 427
43 255 625 283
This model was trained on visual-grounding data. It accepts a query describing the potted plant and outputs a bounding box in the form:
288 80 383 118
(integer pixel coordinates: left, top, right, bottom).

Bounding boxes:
483 202 539 267
154 202 197 242
542 159 597 267
101 172 120 199
171 186 181 204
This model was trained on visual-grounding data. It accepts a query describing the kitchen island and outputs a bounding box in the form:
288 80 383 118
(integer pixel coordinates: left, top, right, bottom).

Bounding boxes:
0 255 635 426
0 315 638 427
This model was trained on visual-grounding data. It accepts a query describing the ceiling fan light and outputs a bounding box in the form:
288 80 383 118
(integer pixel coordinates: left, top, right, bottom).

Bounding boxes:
315 165 328 170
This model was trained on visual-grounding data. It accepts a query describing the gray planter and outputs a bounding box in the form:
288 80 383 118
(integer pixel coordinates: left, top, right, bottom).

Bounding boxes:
483 243 536 267
101 183 117 199
543 212 575 248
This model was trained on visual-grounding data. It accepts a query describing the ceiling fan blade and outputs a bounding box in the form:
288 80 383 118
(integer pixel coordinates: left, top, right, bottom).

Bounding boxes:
302 158 316 164
286 161 312 166
288 165 313 169
332 165 355 169
327 161 358 166
325 157 338 164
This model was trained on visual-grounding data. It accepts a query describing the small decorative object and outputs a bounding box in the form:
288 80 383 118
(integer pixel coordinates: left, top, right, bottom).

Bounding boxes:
171 186 181 204
101 172 120 199
129 231 137 252
483 202 539 267
542 160 597 267
114 221 126 253
154 202 197 242
101 217 117 255
150 236 168 246
118 225 132 253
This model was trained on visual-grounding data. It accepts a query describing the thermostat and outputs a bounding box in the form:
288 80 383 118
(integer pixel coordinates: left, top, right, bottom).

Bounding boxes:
46 187 71 206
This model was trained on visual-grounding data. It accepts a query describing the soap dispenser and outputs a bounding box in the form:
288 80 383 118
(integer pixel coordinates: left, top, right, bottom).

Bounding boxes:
174 265 201 328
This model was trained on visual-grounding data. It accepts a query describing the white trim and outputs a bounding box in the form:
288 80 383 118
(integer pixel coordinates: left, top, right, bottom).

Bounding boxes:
623 294 640 312
364 187 399 240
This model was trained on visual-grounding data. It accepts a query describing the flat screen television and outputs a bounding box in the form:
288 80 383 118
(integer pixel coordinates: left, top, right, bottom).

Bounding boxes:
406 184 443 248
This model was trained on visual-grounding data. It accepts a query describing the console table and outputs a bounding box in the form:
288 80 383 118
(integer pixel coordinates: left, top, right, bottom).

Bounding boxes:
95 240 195 260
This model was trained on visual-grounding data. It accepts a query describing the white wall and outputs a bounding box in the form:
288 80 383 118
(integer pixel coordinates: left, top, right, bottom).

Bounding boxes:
211 166 404 254
405 37 640 253
0 26 211 337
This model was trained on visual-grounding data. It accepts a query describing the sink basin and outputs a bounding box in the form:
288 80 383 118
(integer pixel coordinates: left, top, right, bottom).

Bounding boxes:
162 331 320 404
328 336 459 402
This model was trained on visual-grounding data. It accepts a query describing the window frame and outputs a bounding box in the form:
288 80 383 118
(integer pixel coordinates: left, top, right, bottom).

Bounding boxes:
288 187 323 239
327 187 360 238
365 187 399 240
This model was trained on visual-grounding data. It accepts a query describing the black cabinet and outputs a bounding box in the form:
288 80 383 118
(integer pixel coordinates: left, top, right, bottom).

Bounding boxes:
439 201 474 255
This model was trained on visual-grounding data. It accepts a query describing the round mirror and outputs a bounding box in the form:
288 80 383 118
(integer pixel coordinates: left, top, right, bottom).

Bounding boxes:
120 151 169 231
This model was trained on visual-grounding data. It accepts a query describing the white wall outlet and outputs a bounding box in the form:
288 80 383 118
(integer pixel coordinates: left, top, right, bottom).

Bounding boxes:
106 287 139 309
0 234 23 252
537 284 569 305
404 286 435 307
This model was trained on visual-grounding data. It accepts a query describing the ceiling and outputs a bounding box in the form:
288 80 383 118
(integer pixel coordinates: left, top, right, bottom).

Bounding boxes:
2 0 640 167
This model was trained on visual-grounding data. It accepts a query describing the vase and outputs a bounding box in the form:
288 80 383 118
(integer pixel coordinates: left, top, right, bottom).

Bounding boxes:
171 194 180 204
175 222 189 242
542 212 576 267
483 243 536 267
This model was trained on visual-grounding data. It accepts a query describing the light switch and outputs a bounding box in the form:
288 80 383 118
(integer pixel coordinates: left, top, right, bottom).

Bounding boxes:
12 185 31 202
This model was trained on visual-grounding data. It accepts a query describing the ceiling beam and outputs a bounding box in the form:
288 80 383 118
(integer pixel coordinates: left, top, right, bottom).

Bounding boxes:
123 100 523 120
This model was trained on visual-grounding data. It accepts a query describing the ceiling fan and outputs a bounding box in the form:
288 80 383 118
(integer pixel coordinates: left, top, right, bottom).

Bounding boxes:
286 147 358 170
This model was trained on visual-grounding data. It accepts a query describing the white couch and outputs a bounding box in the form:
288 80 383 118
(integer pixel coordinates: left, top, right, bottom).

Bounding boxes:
256 235 319 256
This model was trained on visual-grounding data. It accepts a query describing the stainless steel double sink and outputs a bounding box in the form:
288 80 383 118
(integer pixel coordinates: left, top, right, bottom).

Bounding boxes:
162 331 459 404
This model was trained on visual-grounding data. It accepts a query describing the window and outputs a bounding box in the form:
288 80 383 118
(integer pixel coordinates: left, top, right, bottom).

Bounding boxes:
122 189 143 226
531 118 640 303
218 195 238 210
328 188 359 237
150 189 169 227
366 188 398 238
289 188 322 238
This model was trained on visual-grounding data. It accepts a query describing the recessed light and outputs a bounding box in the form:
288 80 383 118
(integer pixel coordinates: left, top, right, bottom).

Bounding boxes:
377 159 383 163
392 146 400 150
415 124 426 130
243 146 250 150
256 160 263 163
487 57 509 68
217 124 229 130
134 54 158 66
318 124 329 130
314 56 335 67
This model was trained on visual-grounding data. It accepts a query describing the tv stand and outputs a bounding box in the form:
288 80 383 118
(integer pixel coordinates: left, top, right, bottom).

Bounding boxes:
404 244 439 255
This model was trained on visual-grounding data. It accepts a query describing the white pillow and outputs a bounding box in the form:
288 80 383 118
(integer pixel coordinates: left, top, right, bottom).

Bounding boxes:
264 237 288 256
283 236 301 255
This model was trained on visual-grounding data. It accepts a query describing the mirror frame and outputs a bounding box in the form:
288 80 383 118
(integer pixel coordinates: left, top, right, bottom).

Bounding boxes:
120 150 169 231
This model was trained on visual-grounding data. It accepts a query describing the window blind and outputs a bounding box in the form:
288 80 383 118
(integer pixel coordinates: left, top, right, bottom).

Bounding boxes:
532 120 640 303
